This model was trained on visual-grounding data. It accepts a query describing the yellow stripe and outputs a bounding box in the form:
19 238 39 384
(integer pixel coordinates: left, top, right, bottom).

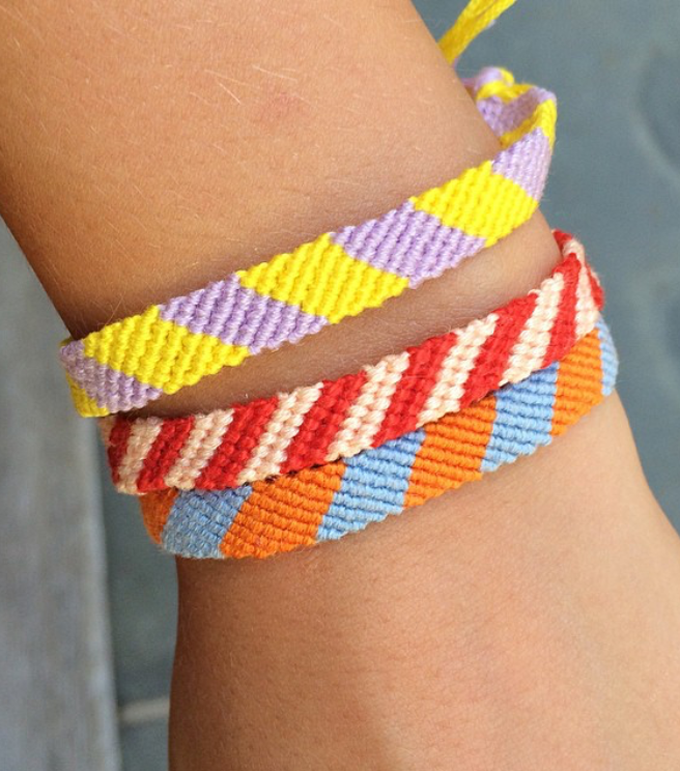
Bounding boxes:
238 233 409 323
66 374 111 418
475 79 532 103
160 327 250 393
84 317 250 392
410 163 538 243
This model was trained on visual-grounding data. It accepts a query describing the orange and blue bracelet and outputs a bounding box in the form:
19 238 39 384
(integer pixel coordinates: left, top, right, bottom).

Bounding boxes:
139 319 617 559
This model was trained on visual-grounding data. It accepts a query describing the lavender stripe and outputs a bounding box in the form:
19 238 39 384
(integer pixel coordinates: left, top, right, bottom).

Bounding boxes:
59 338 85 371
60 342 163 412
332 201 486 287
461 66 508 95
476 87 555 138
492 128 552 200
160 278 327 353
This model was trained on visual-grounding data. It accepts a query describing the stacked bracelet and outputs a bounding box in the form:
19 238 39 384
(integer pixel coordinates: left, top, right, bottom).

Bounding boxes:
103 231 602 494
139 319 617 560
57 0 617 563
60 20 556 417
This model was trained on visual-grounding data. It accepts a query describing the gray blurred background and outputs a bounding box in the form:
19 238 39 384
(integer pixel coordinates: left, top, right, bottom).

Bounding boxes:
1 1 679 768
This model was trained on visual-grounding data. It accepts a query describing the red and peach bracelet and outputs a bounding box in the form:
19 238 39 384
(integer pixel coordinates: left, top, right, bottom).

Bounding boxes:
103 232 602 494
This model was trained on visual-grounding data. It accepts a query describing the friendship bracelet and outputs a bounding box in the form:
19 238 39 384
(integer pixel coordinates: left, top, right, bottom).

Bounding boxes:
139 319 618 560
60 0 556 417
103 231 603 494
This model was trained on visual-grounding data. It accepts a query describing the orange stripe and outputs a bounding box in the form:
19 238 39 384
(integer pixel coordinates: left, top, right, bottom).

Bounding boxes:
551 329 603 437
404 394 497 508
139 489 177 544
220 461 346 559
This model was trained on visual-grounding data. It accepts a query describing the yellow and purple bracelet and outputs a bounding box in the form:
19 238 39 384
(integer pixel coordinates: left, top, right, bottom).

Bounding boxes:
59 0 557 417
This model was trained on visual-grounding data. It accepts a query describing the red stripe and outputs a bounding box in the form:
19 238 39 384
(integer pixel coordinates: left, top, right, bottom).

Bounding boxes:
552 229 572 251
279 371 368 474
371 332 456 447
195 397 279 489
462 291 538 405
136 416 195 493
107 419 132 487
541 251 580 368
587 264 605 310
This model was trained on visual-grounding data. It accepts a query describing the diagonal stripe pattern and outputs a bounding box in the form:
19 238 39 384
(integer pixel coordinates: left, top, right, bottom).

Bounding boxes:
138 319 617 560
60 1 557 417
102 232 601 494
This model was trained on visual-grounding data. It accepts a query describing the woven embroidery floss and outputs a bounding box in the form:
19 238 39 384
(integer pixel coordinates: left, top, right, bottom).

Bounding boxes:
103 231 603 494
138 319 617 560
59 0 556 417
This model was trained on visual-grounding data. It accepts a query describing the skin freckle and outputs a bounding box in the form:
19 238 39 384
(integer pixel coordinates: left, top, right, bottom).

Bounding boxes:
252 83 312 130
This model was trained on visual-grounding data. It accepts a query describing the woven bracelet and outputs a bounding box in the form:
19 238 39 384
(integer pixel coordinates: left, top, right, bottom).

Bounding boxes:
103 231 602 494
60 0 556 417
139 319 617 560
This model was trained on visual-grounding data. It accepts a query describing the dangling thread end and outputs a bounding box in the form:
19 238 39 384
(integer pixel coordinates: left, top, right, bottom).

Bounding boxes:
438 0 518 66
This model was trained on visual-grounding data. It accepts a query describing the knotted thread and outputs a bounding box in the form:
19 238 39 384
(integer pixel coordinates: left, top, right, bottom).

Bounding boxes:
103 232 602 494
59 0 556 417
140 319 617 559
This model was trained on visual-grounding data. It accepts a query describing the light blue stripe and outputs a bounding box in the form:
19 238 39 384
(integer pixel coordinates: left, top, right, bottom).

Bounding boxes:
157 324 619 558
596 318 618 396
481 364 559 473
317 428 426 542
161 485 253 558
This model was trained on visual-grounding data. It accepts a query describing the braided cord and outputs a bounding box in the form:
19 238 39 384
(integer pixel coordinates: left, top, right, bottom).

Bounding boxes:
439 0 517 64
60 0 556 417
103 231 602 494
138 319 617 559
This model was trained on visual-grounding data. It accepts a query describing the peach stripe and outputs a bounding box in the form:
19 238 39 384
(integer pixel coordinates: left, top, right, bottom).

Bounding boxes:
325 354 411 460
236 383 324 486
502 272 564 382
164 412 234 490
418 314 498 426
117 419 164 494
